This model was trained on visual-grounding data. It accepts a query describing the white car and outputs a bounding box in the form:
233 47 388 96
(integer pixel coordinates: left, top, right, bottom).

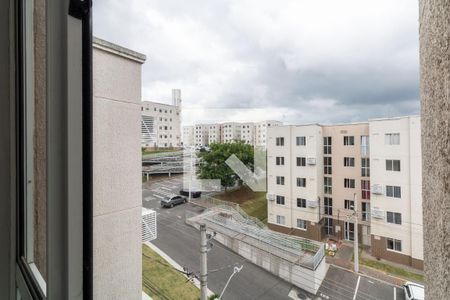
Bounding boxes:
403 282 424 300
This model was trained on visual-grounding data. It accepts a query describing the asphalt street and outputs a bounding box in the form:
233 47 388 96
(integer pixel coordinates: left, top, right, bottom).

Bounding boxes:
143 174 405 300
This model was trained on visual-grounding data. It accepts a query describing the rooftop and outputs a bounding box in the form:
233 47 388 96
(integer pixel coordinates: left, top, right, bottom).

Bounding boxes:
93 36 147 63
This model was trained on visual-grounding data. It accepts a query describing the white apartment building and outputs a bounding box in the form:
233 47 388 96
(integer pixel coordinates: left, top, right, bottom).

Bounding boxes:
182 125 194 146
240 122 255 145
369 116 423 269
194 124 209 147
221 122 242 143
141 89 182 148
255 120 282 147
266 116 423 269
267 124 324 241
207 124 221 144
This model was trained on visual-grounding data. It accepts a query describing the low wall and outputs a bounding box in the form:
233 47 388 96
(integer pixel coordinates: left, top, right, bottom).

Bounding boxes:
188 220 328 294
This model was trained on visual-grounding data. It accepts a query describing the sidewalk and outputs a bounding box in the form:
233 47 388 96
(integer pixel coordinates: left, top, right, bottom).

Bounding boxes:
326 242 423 287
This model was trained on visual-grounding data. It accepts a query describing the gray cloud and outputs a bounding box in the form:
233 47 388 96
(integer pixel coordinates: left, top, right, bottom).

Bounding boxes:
93 0 420 124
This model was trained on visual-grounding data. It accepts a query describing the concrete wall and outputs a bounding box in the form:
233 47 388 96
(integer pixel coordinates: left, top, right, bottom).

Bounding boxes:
93 39 144 299
419 0 450 298
213 231 328 294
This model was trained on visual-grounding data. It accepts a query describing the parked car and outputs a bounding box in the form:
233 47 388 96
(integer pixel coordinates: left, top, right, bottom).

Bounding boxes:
179 189 202 198
403 282 424 300
160 195 187 208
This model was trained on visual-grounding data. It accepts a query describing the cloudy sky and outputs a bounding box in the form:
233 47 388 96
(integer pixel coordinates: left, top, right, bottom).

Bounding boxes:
93 0 420 125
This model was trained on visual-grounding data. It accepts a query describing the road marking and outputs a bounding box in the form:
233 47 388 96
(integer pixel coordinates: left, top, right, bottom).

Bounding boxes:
353 276 361 300
368 280 374 284
153 194 165 199
393 287 396 300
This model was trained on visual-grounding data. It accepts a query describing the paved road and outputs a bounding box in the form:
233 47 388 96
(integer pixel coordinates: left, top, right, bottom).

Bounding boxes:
143 175 404 300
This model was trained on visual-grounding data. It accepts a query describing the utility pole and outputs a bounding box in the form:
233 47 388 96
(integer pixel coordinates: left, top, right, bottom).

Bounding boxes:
189 149 193 202
200 224 208 300
353 193 359 273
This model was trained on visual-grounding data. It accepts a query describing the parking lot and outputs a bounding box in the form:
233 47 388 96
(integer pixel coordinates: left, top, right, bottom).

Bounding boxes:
142 175 405 300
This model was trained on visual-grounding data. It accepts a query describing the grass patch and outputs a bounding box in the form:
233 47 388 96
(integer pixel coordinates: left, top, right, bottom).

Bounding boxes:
359 256 424 283
142 148 180 155
214 186 267 224
142 244 199 300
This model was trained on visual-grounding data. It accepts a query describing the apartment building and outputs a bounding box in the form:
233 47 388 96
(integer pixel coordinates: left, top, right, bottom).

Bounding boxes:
240 122 255 145
194 124 209 147
221 122 242 143
267 117 423 269
267 124 324 240
141 89 182 148
208 124 222 144
321 123 371 245
369 116 423 269
182 125 195 146
255 120 283 147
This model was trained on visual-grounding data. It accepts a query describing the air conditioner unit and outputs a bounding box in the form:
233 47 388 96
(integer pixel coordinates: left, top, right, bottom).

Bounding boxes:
266 193 276 201
307 157 316 165
372 184 383 195
371 207 384 219
307 199 319 208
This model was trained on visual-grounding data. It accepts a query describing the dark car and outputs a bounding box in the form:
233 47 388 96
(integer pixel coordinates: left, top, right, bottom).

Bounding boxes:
179 189 202 198
160 195 187 208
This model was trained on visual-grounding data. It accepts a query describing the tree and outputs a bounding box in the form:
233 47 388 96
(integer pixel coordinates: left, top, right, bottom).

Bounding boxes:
197 141 254 191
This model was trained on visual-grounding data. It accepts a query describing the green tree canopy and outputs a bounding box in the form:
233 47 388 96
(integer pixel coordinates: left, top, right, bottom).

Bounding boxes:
197 141 254 191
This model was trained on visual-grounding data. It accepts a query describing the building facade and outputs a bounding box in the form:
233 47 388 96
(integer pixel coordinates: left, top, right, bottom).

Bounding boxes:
255 120 283 147
266 117 423 269
240 122 255 145
221 122 242 143
194 124 209 147
141 89 182 148
208 124 221 144
369 116 423 269
182 125 195 147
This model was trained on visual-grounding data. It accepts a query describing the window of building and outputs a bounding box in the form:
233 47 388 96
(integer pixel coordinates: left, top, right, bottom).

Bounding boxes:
344 136 354 145
387 212 402 224
387 238 402 252
324 218 333 235
386 185 401 198
361 158 370 177
276 176 285 185
276 137 284 146
296 136 306 146
296 177 306 187
361 135 370 156
296 219 307 230
297 198 307 208
276 215 285 225
275 156 285 165
344 178 355 188
361 180 370 199
385 133 400 145
324 197 332 216
323 136 332 154
296 157 306 166
344 199 355 210
324 157 332 174
324 177 332 194
362 202 370 221
276 195 285 205
386 159 401 171
344 157 355 167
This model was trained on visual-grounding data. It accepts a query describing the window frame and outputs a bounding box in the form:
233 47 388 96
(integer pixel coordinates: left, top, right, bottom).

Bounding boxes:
296 198 307 208
296 177 306 187
296 219 307 230
296 157 306 166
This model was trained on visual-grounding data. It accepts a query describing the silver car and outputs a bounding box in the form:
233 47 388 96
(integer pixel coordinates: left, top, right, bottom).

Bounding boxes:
160 195 187 208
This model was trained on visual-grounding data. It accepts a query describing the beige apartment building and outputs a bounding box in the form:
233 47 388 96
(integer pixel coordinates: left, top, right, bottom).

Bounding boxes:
221 122 242 143
267 117 423 269
194 124 209 147
255 120 283 147
240 122 255 145
141 89 182 148
208 124 222 144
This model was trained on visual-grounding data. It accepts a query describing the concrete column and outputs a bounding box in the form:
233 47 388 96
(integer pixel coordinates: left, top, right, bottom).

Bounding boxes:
419 1 450 298
92 39 146 299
